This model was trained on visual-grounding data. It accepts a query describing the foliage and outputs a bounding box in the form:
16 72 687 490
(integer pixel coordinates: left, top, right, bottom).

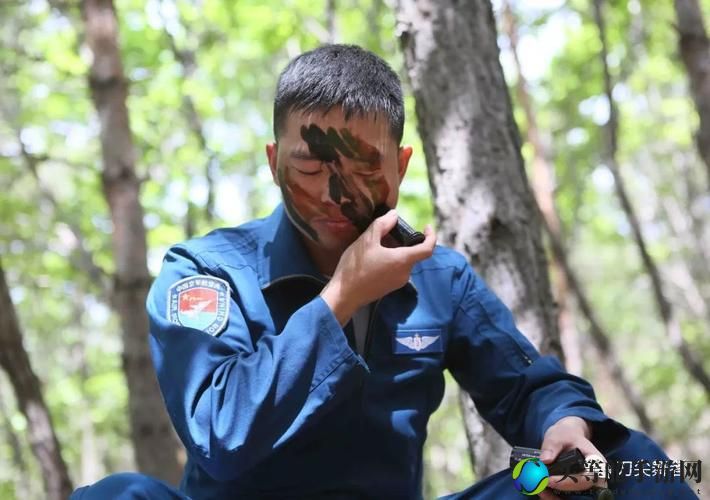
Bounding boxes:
0 0 707 498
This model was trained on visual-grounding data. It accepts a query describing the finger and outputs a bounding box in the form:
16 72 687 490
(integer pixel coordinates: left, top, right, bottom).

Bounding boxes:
570 438 608 486
577 439 603 460
548 470 607 492
540 437 564 464
399 224 437 260
422 224 437 249
371 209 399 238
580 449 609 488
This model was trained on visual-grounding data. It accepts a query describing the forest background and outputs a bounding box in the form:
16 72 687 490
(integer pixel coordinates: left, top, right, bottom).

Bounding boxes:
0 0 708 498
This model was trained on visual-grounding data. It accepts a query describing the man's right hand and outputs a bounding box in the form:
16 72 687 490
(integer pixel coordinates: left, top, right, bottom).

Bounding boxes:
319 209 437 326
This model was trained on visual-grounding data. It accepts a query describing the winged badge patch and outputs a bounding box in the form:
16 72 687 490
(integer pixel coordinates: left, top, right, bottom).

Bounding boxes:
393 330 443 354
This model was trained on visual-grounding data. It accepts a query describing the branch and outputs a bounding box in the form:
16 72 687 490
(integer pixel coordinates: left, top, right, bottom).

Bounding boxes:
503 0 656 435
594 0 710 396
0 381 30 495
159 0 218 225
0 261 74 499
673 0 710 188
7 132 111 296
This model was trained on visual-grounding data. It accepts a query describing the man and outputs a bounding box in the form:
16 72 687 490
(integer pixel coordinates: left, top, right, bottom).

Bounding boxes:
72 45 697 499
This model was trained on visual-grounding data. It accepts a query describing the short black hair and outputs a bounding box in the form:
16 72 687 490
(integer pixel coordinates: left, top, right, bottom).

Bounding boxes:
273 44 405 144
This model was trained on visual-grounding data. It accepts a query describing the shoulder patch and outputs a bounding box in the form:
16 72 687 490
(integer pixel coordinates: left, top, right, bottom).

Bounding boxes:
167 275 230 336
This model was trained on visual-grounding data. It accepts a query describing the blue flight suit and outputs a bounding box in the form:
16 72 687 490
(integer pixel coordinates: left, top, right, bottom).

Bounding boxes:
71 204 698 499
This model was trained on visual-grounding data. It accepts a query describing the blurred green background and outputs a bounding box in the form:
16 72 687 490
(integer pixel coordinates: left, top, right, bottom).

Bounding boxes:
0 0 708 498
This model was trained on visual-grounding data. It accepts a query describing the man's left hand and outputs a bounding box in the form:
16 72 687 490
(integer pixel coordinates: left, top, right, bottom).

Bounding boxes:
538 416 608 500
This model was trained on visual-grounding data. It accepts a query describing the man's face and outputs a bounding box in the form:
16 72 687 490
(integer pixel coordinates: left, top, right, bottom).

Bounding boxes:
266 107 412 254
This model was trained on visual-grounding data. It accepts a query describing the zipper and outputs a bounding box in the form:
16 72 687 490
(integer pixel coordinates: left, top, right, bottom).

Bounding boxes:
362 298 382 366
358 297 382 404
355 297 381 479
361 282 415 364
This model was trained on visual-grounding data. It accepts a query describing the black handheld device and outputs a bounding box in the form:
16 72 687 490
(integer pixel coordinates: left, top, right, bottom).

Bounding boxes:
510 446 586 476
510 446 614 500
372 204 425 247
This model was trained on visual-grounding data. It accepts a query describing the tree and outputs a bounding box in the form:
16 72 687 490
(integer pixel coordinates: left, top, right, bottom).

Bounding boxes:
81 0 183 484
674 0 710 187
0 261 72 500
1 0 707 493
593 0 710 397
501 0 583 377
396 0 562 477
502 0 655 438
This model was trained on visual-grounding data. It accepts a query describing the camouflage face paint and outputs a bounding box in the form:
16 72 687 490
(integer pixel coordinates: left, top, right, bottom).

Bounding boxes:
275 111 396 256
277 164 320 241
298 124 390 233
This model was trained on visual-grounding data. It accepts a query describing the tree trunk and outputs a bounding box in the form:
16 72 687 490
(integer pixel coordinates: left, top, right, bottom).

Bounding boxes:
0 380 33 498
81 0 183 484
396 0 562 477
594 0 710 397
502 0 656 437
674 0 710 187
0 262 73 500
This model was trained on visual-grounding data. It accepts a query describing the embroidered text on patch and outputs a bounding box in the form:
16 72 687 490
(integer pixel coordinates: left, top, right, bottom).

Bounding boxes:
167 275 230 336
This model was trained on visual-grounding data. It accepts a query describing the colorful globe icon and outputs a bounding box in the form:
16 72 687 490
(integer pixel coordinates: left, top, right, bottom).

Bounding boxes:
511 457 549 495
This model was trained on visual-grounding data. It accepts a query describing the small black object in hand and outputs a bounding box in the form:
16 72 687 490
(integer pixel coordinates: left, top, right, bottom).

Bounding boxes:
372 204 425 247
510 446 614 500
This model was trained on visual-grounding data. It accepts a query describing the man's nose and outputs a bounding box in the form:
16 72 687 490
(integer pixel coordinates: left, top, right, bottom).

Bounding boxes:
323 174 353 205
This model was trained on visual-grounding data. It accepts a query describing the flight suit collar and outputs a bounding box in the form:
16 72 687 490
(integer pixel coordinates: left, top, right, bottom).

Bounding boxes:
257 203 325 289
256 203 417 295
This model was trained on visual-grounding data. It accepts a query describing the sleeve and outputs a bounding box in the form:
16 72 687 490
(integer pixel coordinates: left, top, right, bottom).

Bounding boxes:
146 245 368 481
445 261 629 454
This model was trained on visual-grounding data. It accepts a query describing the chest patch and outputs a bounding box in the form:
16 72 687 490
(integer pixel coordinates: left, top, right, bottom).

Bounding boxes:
393 328 443 355
167 275 230 336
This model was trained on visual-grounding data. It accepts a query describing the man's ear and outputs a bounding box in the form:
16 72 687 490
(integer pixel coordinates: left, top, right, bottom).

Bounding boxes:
266 143 279 186
397 146 413 186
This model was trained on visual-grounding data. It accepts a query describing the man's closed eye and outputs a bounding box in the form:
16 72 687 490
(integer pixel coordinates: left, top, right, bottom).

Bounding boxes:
293 166 323 176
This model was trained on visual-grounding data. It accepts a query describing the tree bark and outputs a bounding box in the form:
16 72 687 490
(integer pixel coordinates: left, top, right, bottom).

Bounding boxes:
81 0 183 484
594 0 710 397
397 0 561 477
674 0 710 187
0 262 73 500
502 0 656 437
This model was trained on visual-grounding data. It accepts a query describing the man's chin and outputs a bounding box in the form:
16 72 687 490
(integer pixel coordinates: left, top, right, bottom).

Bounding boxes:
319 236 357 253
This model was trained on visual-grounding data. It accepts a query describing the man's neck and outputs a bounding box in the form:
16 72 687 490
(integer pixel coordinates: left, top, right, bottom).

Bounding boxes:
301 236 342 278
